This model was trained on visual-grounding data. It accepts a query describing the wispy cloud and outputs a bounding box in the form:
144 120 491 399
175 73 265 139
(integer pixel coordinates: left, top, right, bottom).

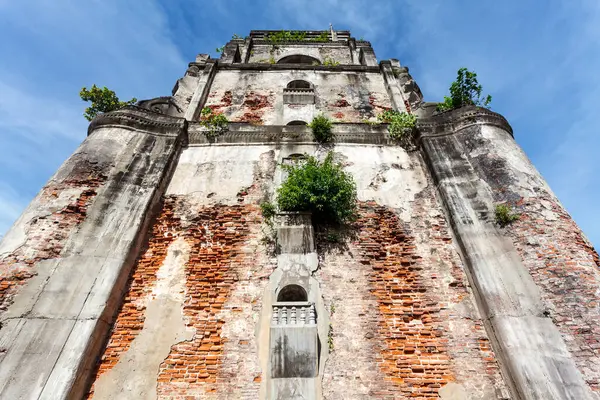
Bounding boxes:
0 0 187 235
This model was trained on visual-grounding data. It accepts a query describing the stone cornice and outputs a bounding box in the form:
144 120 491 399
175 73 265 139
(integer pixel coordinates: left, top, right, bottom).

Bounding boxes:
87 106 187 138
415 106 513 142
188 123 392 146
213 63 381 73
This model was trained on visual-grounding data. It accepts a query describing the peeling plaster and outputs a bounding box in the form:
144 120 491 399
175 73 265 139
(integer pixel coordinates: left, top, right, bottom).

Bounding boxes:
91 238 193 400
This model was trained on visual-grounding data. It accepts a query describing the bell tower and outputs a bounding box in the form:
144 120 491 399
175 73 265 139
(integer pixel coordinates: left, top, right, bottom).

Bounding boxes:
0 29 599 400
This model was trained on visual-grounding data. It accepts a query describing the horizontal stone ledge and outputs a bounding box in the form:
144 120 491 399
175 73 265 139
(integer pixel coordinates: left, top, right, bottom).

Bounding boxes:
188 122 395 145
87 106 187 137
415 105 513 139
214 63 381 73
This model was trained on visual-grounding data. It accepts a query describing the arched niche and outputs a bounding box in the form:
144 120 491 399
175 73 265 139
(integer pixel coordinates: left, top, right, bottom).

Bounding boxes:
278 55 321 65
286 80 312 89
286 120 308 126
277 284 308 302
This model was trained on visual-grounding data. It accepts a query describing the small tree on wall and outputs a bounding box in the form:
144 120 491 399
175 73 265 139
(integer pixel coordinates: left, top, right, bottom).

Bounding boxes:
79 85 137 121
437 68 492 112
276 152 357 224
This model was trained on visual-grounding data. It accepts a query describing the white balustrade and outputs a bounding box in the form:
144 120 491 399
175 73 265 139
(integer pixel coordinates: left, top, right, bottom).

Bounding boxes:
272 302 316 326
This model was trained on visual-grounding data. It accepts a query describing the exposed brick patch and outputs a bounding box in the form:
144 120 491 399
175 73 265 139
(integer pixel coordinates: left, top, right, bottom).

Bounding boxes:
220 91 233 106
332 112 345 119
508 193 600 391
0 167 107 311
156 204 255 397
243 92 270 111
319 196 506 399
85 199 180 398
87 196 270 399
332 98 350 107
355 203 454 398
235 91 273 124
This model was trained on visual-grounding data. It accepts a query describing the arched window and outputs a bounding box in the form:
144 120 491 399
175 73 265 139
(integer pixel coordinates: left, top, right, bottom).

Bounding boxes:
286 80 312 89
286 120 308 126
278 55 320 65
277 284 308 302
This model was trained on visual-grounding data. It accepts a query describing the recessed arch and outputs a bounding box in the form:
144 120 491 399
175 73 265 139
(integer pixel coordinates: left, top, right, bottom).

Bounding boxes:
277 55 321 65
286 80 312 89
286 120 308 126
277 284 308 302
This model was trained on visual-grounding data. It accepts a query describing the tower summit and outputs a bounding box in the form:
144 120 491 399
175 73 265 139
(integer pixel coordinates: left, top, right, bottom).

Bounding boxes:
0 29 599 400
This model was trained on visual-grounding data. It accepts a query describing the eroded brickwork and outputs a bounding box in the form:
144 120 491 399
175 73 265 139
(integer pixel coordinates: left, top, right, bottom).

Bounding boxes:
88 195 272 399
319 186 507 399
508 192 600 391
0 164 107 311
86 200 180 397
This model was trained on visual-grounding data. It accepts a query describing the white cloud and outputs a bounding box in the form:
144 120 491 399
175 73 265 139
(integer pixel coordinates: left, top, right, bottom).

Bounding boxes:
0 0 188 238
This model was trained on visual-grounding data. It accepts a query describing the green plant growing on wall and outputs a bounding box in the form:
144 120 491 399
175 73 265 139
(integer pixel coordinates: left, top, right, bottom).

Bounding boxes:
276 152 357 225
79 85 137 121
260 202 276 220
437 67 492 112
377 110 417 141
323 57 340 67
200 107 228 140
269 56 276 64
267 30 307 44
231 33 242 40
311 32 330 42
308 114 334 143
494 204 520 227
215 46 225 54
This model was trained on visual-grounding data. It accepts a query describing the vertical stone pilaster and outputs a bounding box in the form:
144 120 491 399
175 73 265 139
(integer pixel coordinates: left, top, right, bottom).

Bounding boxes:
417 106 595 400
0 106 186 400
184 59 217 121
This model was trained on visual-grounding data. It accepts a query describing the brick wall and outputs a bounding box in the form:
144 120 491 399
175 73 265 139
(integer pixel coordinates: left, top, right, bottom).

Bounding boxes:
507 191 600 391
87 196 274 399
317 182 508 399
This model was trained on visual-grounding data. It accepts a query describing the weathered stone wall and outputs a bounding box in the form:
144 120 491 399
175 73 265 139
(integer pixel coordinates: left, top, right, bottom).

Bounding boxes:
0 108 186 399
204 70 391 125
87 145 278 399
85 141 510 399
457 122 600 394
317 145 508 399
248 43 354 65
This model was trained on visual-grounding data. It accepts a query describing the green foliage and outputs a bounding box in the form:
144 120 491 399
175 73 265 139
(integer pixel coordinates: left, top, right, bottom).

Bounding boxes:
308 114 334 143
267 30 307 44
311 32 330 42
79 85 137 121
437 67 492 112
377 110 417 141
323 57 340 67
269 56 276 64
215 46 225 54
200 107 229 140
231 33 242 40
494 204 520 227
276 152 357 225
260 202 276 220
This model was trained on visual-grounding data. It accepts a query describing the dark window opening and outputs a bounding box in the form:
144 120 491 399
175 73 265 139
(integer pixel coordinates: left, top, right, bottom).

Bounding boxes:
286 80 312 89
277 284 308 302
278 55 321 65
286 120 308 126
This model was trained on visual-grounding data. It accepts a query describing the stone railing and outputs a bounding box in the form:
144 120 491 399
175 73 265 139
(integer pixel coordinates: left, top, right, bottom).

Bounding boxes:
272 302 316 326
283 88 315 105
283 88 314 94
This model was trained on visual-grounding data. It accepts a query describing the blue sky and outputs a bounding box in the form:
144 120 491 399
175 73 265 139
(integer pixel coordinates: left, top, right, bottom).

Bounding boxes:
0 0 599 247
